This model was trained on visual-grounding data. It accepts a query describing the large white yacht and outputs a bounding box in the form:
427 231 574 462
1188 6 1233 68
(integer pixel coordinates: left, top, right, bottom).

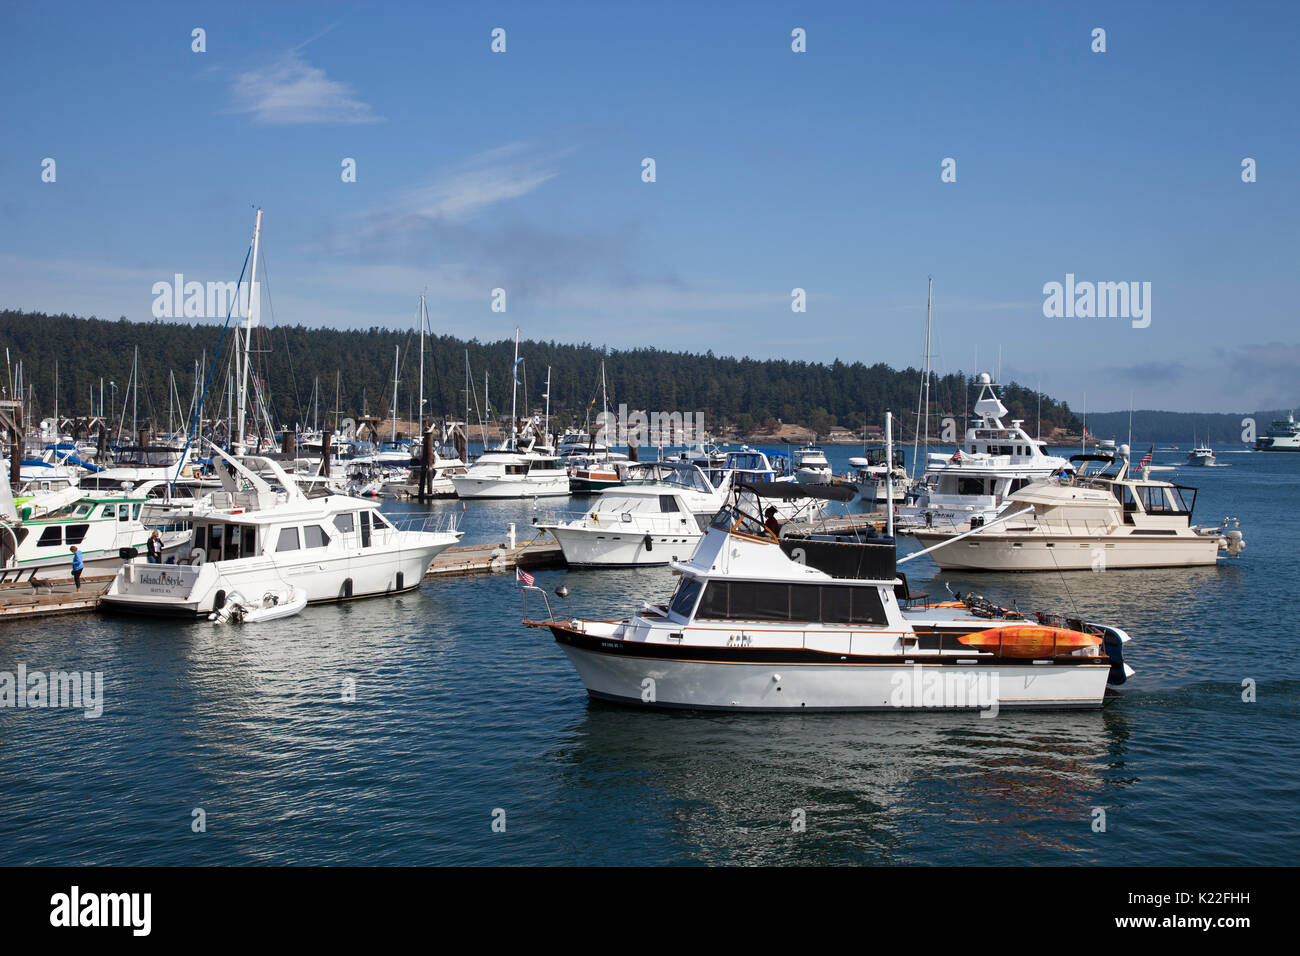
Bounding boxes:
898 374 1071 529
524 482 1134 711
451 436 570 499
1254 412 1300 451
848 447 910 504
911 445 1245 571
536 460 729 566
101 447 461 616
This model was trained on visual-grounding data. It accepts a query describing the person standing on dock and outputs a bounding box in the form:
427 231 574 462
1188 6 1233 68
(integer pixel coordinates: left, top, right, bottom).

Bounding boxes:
147 531 163 563
70 546 84 590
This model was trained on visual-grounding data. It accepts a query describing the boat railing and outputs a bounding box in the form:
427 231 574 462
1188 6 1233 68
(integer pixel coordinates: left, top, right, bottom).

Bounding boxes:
538 509 698 534
520 584 557 623
382 513 461 538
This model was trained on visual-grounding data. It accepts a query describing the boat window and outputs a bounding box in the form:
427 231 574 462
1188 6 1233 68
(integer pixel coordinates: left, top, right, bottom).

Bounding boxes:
696 582 731 619
194 526 207 552
73 504 92 517
225 533 242 561
303 525 330 549
37 526 63 548
208 524 225 561
242 526 256 556
132 504 141 520
372 512 392 530
958 477 984 496
360 511 372 547
333 513 355 534
65 524 90 546
658 495 680 513
531 459 557 470
276 527 300 552
790 584 820 622
821 585 852 623
1165 487 1190 513
505 464 529 476
668 577 703 618
118 504 131 521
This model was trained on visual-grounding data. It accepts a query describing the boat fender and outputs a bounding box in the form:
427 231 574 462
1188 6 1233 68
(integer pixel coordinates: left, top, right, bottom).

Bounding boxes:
644 534 654 552
119 547 139 560
396 572 404 591
213 589 227 615
342 578 353 599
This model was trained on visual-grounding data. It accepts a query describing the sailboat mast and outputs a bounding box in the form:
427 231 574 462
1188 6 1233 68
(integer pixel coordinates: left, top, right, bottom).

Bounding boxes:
509 327 519 450
132 345 138 437
391 344 400 442
543 365 552 449
237 207 263 450
922 277 932 469
417 294 426 438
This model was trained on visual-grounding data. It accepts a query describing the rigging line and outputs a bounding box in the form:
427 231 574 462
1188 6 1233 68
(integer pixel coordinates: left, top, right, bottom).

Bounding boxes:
169 246 251 495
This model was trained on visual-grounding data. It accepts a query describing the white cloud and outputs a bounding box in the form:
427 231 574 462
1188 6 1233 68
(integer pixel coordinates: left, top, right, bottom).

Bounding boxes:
228 51 381 125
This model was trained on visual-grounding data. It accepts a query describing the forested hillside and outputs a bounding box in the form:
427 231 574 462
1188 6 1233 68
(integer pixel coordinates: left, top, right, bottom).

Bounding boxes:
0 309 1080 439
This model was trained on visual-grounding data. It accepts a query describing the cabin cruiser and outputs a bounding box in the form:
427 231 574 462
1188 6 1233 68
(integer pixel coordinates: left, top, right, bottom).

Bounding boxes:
792 446 832 483
696 446 824 518
101 446 462 616
848 447 910 504
451 434 570 499
1254 413 1300 451
536 460 730 566
523 482 1134 711
1185 445 1216 467
898 374 1071 530
911 445 1245 571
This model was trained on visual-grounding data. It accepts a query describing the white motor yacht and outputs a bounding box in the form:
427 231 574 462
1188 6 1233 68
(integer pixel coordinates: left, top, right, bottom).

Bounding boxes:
524 483 1134 711
899 374 1071 530
101 446 461 616
1185 445 1216 467
792 446 832 483
911 445 1245 571
848 447 910 504
537 460 728 566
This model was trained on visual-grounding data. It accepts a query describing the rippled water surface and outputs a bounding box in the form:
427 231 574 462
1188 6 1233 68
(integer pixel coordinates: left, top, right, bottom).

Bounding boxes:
1 446 1296 865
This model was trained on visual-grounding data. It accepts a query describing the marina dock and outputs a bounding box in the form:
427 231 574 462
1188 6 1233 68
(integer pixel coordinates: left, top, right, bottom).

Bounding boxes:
425 537 564 578
0 576 114 620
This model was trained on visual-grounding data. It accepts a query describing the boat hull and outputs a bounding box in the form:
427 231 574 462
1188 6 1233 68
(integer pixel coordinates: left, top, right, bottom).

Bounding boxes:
911 531 1222 570
545 524 701 567
451 475 570 499
101 540 452 617
556 634 1110 711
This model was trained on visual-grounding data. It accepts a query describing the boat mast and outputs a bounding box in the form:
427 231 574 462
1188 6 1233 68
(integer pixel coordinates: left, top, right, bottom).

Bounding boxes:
543 365 552 449
390 344 400 442
600 360 609 460
910 277 933 480
237 207 263 452
417 294 426 439
885 410 895 539
132 345 138 438
509 327 519 451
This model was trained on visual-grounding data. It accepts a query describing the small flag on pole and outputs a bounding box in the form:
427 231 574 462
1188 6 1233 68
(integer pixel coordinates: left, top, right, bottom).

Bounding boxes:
516 567 535 587
1138 444 1153 469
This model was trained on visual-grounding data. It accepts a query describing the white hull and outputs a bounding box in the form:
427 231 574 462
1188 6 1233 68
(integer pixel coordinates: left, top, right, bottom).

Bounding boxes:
546 524 702 566
103 539 451 617
451 475 570 498
560 643 1111 711
913 531 1222 570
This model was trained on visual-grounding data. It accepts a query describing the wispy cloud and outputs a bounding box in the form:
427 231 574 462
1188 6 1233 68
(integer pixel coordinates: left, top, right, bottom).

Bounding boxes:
367 143 567 235
228 51 381 125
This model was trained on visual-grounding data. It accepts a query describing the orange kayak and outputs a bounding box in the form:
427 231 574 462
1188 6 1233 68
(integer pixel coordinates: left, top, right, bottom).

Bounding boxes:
958 625 1101 658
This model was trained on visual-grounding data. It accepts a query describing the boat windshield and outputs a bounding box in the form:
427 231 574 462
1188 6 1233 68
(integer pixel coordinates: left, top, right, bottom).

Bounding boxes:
668 576 703 618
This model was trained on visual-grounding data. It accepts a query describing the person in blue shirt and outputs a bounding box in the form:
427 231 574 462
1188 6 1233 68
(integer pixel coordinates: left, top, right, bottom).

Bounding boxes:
70 545 84 590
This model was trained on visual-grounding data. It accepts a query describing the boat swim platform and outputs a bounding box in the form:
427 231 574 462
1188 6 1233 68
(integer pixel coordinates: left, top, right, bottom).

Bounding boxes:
0 575 115 621
424 537 565 579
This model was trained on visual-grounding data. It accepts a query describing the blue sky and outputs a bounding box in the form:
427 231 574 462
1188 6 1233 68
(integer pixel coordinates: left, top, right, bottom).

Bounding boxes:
2 1 1297 412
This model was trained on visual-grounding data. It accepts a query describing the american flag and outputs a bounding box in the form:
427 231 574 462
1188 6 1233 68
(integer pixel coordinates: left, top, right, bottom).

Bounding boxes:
516 567 535 587
1138 445 1153 469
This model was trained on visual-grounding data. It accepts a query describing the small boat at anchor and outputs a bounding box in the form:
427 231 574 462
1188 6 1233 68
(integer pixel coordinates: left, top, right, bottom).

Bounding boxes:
210 585 307 623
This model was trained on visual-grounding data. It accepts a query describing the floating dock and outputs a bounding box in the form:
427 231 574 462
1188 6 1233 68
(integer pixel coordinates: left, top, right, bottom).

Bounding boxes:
424 537 565 578
0 576 114 621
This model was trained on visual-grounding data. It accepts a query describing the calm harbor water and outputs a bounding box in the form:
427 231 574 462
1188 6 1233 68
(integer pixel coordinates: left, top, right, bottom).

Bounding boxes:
1 444 1296 865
